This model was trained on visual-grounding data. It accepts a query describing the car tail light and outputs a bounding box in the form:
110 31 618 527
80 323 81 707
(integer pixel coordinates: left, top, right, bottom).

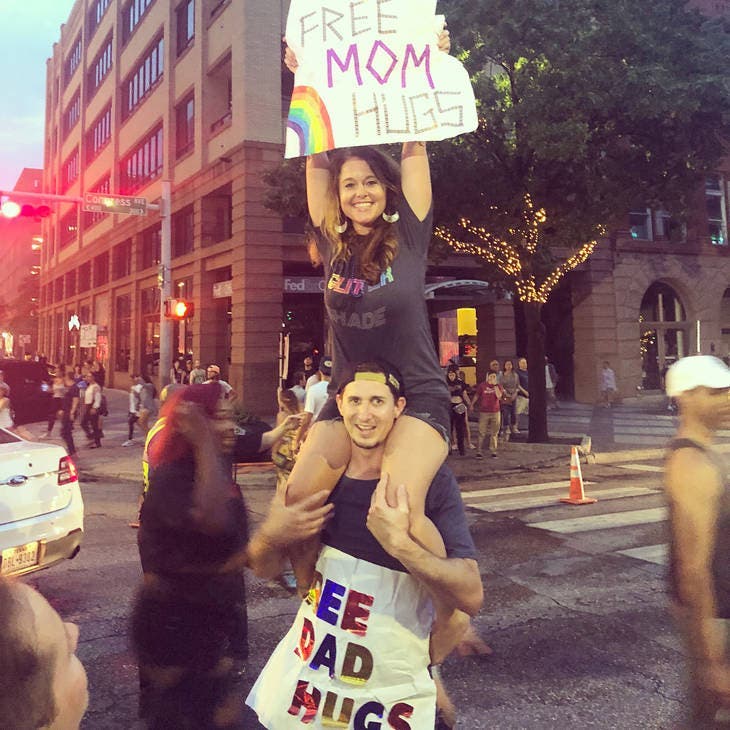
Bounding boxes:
58 456 78 485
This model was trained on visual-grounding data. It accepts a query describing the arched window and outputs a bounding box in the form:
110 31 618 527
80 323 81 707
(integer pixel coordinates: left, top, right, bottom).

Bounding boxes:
638 283 689 390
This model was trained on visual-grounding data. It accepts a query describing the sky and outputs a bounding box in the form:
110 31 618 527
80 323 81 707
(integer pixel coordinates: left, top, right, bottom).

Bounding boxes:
0 0 76 192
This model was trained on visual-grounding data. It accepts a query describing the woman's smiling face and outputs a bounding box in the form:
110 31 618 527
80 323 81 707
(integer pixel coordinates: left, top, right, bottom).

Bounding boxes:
338 158 387 234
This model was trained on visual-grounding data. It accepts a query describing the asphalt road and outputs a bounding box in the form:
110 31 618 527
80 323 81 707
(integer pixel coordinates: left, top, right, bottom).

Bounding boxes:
25 458 690 729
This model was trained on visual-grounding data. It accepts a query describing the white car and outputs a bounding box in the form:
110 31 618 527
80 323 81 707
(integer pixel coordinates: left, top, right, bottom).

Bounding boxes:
0 427 84 577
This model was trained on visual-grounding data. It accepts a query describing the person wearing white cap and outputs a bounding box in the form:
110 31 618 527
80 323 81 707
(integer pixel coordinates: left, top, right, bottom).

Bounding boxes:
663 355 730 726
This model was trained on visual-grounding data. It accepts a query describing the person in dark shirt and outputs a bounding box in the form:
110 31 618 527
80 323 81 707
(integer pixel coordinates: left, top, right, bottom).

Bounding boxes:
132 383 331 729
60 370 80 458
664 356 730 726
248 362 483 730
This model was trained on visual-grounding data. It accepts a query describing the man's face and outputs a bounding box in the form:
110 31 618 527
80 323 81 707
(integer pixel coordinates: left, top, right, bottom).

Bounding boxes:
487 373 498 386
490 360 500 373
211 399 236 452
336 379 405 450
20 584 89 730
681 387 730 430
304 356 313 368
207 368 219 381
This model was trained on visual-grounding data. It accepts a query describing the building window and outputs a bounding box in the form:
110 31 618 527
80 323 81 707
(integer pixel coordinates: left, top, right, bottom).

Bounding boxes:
201 184 232 246
175 93 194 158
63 34 82 87
87 0 112 39
113 239 133 280
141 286 160 374
140 224 161 269
122 35 164 119
94 251 109 287
176 0 195 56
639 282 689 390
59 209 79 250
87 34 113 99
172 205 195 257
629 208 651 240
706 175 727 246
54 278 64 301
208 56 232 133
120 124 163 194
115 294 132 371
62 90 81 138
122 0 155 45
65 270 77 298
86 104 112 163
61 148 80 193
83 174 111 229
78 262 91 293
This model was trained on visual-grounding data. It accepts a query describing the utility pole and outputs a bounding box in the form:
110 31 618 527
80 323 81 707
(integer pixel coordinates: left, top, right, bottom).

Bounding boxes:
158 181 172 388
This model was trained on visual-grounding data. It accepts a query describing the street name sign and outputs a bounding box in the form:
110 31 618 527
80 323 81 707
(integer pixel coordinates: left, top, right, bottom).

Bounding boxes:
83 193 147 216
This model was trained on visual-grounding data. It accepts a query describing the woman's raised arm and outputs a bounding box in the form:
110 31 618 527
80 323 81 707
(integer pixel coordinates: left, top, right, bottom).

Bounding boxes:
306 153 330 228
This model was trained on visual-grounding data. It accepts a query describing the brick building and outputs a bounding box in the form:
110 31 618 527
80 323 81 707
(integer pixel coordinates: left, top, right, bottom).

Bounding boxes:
39 0 288 412
37 0 730 411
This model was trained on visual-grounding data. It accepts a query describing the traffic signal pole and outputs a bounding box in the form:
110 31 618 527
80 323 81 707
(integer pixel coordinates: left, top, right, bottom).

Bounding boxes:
159 181 172 388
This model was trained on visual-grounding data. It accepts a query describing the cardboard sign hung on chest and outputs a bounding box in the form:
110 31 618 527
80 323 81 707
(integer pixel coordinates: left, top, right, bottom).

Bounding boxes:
284 0 478 157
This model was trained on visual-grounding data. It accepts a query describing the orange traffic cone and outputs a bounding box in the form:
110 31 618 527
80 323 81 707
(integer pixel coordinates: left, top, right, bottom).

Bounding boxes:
560 446 597 505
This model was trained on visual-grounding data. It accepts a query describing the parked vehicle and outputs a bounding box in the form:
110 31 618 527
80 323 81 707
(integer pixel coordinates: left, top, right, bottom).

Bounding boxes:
0 359 53 425
0 427 83 577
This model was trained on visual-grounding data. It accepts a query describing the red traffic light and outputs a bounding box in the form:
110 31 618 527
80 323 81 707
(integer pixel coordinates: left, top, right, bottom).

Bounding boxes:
164 298 194 319
0 200 52 219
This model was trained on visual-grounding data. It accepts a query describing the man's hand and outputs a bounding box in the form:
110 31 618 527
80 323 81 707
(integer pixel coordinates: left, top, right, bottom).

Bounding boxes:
366 474 412 559
259 490 333 548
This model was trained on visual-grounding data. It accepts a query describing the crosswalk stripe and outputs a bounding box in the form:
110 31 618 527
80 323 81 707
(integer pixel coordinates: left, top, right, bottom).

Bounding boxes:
613 425 675 435
467 486 656 513
613 435 671 445
616 544 667 565
462 481 592 500
615 464 663 473
528 507 667 533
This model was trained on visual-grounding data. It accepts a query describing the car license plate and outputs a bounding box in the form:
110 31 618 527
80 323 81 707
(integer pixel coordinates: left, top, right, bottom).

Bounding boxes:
1 542 40 575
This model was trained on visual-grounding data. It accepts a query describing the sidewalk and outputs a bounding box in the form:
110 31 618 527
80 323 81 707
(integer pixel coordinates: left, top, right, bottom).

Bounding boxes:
25 388 724 485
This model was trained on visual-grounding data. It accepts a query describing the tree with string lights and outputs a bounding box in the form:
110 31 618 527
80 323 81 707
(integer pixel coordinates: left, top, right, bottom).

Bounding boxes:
430 0 730 440
264 0 730 442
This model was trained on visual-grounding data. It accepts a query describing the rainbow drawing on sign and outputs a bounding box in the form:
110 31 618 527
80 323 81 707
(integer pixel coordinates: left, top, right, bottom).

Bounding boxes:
287 86 335 156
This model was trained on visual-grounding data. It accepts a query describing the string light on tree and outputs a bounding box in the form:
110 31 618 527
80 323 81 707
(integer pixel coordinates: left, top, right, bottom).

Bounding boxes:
435 194 604 304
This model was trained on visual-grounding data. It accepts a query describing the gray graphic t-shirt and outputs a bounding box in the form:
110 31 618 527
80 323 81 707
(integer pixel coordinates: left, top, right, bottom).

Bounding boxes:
314 199 449 434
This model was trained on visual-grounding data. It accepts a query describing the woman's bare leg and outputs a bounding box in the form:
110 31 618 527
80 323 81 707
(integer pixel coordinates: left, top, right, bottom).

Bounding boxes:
285 420 351 591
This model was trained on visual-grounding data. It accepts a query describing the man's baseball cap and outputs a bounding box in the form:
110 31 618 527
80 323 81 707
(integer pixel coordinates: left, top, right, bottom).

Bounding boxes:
337 360 405 400
665 355 730 397
319 357 333 376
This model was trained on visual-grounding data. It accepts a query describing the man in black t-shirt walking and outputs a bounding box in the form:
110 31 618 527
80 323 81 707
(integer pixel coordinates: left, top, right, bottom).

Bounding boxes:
60 371 80 458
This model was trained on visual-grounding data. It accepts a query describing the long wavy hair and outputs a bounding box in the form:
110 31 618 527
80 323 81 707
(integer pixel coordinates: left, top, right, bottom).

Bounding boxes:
321 147 401 284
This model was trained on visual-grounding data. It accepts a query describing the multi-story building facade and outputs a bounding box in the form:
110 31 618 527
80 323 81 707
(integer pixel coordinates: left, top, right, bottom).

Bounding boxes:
40 0 288 411
38 0 729 411
0 168 43 357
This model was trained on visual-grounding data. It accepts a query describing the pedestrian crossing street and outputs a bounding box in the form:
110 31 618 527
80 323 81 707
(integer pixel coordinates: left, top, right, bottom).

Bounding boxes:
463 472 669 567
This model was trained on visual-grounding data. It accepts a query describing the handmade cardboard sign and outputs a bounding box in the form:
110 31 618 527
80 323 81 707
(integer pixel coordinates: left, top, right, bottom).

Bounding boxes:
246 545 436 728
284 0 478 157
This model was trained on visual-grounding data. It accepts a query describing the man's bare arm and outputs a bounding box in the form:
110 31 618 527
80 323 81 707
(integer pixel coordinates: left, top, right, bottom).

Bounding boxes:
367 478 483 616
665 448 725 662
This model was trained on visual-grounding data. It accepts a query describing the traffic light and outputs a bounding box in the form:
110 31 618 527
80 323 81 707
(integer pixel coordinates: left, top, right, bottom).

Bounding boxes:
164 298 194 319
0 200 52 219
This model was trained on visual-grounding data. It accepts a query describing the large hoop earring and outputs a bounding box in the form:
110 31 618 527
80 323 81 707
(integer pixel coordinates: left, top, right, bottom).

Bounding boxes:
382 211 399 224
335 212 348 234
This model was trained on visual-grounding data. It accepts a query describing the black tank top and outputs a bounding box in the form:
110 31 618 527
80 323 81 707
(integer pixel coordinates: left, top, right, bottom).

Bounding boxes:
666 438 730 618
